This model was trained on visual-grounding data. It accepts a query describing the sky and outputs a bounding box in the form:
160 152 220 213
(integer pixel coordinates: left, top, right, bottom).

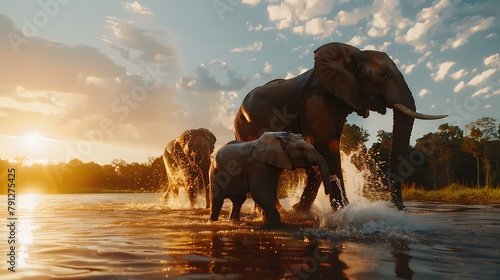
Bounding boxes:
0 0 498 165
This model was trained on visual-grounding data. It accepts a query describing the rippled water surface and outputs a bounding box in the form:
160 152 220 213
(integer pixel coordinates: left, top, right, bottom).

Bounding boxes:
1 193 499 279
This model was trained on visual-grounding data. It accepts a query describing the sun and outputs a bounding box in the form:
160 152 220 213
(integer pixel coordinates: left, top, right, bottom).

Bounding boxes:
22 131 46 152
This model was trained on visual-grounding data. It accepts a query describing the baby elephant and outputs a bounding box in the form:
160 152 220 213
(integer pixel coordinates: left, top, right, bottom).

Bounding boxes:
209 132 332 226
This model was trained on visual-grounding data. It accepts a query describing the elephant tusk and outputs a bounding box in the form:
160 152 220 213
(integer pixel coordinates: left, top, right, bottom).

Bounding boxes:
392 103 448 120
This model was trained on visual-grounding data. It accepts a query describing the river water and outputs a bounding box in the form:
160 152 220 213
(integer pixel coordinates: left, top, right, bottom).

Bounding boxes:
1 191 499 280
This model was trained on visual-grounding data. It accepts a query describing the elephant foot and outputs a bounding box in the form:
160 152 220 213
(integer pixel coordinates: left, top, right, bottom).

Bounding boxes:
291 202 312 213
329 198 346 210
229 214 240 221
330 199 341 210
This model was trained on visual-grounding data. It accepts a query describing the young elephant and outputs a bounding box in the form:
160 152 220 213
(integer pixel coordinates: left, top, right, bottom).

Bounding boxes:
209 132 333 225
163 128 216 208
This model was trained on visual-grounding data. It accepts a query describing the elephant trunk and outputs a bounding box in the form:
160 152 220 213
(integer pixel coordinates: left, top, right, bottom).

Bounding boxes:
308 150 334 198
389 109 415 210
197 158 211 209
385 78 445 210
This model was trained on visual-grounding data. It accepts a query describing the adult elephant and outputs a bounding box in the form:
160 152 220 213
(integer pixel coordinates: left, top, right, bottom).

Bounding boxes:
163 128 216 208
210 132 332 225
233 42 446 210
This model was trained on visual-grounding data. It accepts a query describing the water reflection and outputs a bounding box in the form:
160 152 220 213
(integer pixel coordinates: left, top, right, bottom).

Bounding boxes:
391 240 414 279
4 194 497 279
17 194 38 269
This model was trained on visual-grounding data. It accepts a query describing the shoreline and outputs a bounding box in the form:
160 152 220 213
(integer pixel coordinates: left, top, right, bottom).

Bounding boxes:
402 185 500 204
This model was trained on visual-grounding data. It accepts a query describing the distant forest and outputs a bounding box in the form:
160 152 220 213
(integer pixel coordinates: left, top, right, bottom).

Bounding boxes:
1 117 499 194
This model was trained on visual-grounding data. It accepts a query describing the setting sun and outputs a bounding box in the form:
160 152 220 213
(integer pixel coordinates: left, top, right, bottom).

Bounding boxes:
19 131 59 157
22 131 46 152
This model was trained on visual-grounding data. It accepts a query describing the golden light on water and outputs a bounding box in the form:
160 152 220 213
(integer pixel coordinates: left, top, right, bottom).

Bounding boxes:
18 194 39 269
19 194 39 211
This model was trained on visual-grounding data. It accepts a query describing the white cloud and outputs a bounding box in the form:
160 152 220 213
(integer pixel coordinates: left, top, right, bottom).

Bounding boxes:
418 89 430 97
122 1 152 15
267 0 334 37
242 0 261 6
267 3 293 29
484 53 500 67
337 8 369 25
362 41 391 52
367 10 392 37
442 16 495 51
213 91 239 130
467 69 497 86
396 0 451 51
472 87 491 98
402 20 433 50
209 59 228 69
431 61 455 82
230 41 263 52
262 62 272 74
454 81 466 93
104 17 179 67
416 0 450 21
253 62 273 79
403 63 416 74
293 17 336 38
347 35 365 46
450 69 468 80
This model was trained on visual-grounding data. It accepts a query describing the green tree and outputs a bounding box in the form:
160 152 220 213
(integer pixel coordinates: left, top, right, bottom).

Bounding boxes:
341 123 369 155
415 124 465 188
463 117 498 188
369 130 392 173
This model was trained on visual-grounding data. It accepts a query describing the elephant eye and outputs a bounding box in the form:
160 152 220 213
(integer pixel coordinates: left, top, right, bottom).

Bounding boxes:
380 73 388 80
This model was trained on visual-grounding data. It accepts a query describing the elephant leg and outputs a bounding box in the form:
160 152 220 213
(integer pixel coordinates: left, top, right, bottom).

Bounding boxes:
329 152 349 209
185 170 198 207
252 191 281 226
210 189 224 222
229 195 247 220
295 166 321 211
187 185 197 207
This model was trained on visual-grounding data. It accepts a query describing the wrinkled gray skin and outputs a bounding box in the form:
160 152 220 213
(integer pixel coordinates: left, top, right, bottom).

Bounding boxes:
234 42 446 211
209 132 331 226
163 128 216 208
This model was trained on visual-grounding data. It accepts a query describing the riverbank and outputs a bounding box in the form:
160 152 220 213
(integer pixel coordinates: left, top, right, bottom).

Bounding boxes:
403 184 500 204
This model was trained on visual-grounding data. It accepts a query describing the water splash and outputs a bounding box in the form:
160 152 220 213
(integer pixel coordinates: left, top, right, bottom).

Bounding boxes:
279 150 431 241
163 187 207 209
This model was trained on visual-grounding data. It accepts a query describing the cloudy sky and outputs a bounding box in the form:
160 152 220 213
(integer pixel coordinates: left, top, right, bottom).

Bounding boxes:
0 0 498 164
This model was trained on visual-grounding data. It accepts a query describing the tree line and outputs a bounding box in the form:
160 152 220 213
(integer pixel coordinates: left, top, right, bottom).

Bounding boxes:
342 117 500 190
1 116 498 194
0 157 167 194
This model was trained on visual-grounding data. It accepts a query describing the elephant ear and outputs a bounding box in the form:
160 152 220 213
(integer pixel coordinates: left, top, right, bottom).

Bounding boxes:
314 42 363 111
201 128 216 145
252 132 293 170
199 128 216 153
